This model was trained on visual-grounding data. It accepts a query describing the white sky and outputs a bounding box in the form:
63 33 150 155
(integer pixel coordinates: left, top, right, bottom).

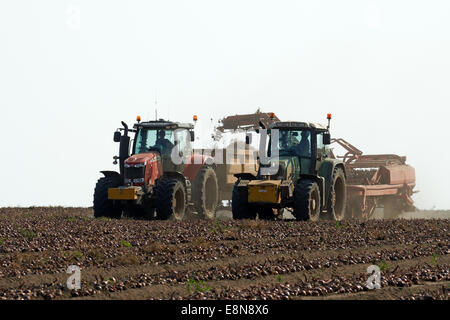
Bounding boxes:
1 0 449 209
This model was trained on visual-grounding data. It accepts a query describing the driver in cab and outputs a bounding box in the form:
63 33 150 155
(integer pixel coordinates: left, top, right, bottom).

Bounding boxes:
297 131 311 157
155 130 174 154
290 131 311 157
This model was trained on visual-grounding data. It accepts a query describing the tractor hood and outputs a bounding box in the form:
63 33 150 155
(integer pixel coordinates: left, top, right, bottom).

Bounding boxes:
124 152 162 186
125 152 160 165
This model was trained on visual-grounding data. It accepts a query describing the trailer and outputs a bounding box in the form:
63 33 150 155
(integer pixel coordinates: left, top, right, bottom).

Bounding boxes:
330 138 416 219
193 110 280 207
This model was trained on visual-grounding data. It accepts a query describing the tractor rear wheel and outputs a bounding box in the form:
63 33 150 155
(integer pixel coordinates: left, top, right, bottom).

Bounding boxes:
155 178 187 220
232 182 257 219
193 166 219 219
93 177 122 219
293 179 321 221
324 167 347 221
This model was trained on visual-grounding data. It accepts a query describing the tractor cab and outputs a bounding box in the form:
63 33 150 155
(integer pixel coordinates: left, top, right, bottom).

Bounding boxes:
132 120 194 157
111 119 195 189
262 121 331 180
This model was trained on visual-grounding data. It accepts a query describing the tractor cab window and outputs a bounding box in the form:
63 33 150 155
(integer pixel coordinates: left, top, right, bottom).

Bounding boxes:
278 130 311 158
316 132 330 157
135 129 175 155
173 129 191 156
316 132 325 155
317 132 324 150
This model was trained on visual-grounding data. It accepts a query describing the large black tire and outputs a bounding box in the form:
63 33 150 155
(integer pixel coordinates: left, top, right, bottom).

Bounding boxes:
232 182 257 220
93 177 122 219
324 167 347 221
293 179 321 221
193 166 219 219
155 178 187 220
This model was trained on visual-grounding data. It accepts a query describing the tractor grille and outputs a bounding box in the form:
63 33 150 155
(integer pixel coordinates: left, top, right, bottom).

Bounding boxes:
124 166 145 182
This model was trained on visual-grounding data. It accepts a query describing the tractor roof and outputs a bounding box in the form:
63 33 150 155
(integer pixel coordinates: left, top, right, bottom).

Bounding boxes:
269 121 328 131
134 120 194 130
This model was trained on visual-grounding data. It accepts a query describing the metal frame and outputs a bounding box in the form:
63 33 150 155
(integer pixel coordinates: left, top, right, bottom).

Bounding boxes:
331 138 416 219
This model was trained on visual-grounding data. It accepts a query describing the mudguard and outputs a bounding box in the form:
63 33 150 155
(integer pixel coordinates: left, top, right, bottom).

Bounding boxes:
318 159 346 207
100 170 121 183
234 173 258 181
183 154 215 181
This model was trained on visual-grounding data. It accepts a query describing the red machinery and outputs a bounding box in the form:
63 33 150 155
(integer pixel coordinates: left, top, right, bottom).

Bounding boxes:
330 138 416 219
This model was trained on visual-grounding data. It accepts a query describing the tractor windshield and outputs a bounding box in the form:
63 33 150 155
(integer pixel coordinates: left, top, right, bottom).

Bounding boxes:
277 129 311 158
134 128 175 155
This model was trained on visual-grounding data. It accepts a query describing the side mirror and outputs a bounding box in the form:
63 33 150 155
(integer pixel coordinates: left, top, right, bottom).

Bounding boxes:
323 133 331 145
113 131 121 142
190 131 195 142
245 133 252 145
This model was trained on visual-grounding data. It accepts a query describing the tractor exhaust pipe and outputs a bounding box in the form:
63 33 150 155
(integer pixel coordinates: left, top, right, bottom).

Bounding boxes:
119 121 130 179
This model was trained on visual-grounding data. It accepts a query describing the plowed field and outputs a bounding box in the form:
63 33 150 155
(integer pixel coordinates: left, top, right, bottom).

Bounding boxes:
0 207 448 300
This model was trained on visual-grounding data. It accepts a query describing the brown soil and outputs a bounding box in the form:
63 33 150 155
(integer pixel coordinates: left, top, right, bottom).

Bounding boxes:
0 207 448 300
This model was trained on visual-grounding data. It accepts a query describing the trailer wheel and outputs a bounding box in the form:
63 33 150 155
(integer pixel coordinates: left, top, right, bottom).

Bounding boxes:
155 178 186 220
93 177 122 219
325 167 347 221
293 179 321 221
193 166 219 219
232 182 256 219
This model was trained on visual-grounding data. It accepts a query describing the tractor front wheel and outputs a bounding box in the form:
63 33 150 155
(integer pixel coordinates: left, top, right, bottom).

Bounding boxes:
93 177 122 219
232 182 257 220
293 179 321 221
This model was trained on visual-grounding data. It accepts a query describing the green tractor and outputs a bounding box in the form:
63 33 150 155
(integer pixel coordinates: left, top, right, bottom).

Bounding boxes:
232 116 347 221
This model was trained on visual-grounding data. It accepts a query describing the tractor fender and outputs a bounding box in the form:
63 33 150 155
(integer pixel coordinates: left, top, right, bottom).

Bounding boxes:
234 173 258 181
318 160 346 207
183 154 215 181
298 174 326 208
100 171 121 183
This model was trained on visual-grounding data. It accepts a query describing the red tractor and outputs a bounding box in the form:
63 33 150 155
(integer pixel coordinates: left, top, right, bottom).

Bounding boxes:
93 118 219 220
